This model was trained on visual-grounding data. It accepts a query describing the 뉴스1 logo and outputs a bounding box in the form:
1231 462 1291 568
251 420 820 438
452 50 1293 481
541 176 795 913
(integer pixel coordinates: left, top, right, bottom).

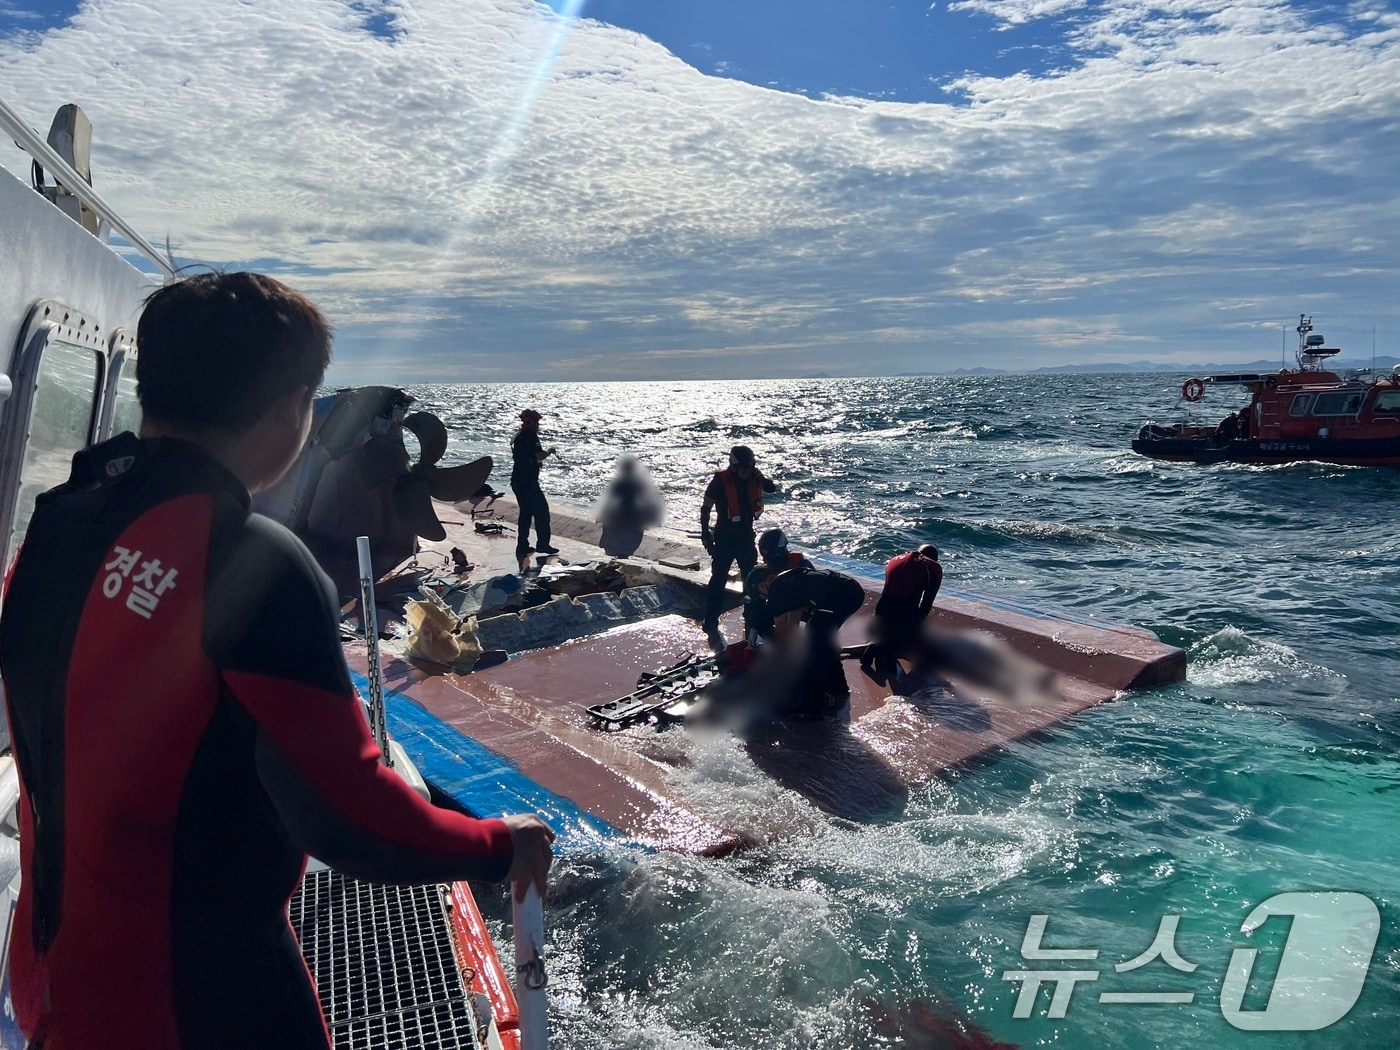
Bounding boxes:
1003 891 1381 1031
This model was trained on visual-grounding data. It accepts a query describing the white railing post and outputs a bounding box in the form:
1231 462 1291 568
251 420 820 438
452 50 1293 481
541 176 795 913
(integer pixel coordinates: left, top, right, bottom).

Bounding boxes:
355 536 391 766
513 885 549 1050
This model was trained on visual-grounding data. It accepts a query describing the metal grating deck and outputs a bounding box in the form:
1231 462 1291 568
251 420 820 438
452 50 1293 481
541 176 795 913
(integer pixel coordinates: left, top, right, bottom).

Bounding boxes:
291 870 486 1050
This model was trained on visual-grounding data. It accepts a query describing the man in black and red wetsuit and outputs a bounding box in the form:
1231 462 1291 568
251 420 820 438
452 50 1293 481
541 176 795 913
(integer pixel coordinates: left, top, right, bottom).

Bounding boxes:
698 445 777 639
864 543 943 679
0 273 554 1050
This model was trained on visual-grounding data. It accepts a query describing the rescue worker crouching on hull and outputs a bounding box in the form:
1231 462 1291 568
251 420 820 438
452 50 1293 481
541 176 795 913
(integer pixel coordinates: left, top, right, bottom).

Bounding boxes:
862 543 943 683
742 528 812 649
0 272 554 1050
761 535 867 719
699 445 777 639
710 527 811 680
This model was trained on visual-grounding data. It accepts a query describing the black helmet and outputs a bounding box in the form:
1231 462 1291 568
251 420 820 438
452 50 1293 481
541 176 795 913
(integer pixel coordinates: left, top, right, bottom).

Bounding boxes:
758 527 788 563
729 445 755 468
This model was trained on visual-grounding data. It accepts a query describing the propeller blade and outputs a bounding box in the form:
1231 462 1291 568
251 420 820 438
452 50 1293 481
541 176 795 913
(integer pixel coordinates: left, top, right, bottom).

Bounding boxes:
392 471 446 541
426 456 494 502
402 411 448 468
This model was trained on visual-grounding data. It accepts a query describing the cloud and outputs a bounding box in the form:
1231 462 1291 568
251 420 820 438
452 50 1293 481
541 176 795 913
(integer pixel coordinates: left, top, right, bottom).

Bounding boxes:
1 0 1397 380
946 0 1088 30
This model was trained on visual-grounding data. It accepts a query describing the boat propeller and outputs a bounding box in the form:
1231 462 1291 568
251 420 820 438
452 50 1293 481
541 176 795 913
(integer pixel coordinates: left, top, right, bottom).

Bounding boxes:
392 410 493 542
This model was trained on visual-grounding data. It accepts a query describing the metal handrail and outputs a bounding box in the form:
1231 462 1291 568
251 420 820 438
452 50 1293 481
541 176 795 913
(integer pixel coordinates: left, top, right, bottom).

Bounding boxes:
0 96 176 278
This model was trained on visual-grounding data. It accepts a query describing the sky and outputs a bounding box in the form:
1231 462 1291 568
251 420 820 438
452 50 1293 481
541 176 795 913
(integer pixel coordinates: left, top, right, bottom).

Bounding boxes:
1 0 1397 382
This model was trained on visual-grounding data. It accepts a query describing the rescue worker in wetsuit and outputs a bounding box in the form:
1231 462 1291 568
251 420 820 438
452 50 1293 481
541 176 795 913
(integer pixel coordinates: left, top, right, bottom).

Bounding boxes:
743 528 813 648
863 543 943 679
511 408 559 561
699 445 777 636
767 562 867 716
0 272 555 1050
703 530 814 719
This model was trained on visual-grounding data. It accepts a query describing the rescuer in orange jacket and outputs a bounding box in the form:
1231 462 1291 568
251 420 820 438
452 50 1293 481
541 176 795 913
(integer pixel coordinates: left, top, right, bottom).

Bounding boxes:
698 445 777 638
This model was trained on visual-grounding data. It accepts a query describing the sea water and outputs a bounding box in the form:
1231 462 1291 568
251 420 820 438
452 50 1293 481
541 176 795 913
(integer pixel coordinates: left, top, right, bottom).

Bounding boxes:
415 374 1398 1049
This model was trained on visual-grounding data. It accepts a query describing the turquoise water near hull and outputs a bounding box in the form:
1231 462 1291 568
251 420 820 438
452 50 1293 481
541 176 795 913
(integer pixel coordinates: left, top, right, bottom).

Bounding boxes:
414 375 1398 1048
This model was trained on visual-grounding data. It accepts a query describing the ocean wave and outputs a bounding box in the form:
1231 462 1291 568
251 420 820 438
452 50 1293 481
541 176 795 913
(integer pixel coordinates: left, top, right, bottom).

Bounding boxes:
948 517 1137 549
1186 626 1343 688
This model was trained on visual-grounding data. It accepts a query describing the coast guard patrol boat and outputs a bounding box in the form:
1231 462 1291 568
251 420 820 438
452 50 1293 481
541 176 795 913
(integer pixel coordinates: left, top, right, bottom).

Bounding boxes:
1133 316 1400 466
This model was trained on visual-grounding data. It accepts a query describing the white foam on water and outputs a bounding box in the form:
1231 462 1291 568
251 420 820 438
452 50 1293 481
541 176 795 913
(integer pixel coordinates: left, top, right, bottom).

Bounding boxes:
1187 626 1343 688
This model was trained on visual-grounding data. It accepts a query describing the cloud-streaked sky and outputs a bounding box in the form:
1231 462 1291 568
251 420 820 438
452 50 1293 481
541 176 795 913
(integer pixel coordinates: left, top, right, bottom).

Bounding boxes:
2 0 1397 381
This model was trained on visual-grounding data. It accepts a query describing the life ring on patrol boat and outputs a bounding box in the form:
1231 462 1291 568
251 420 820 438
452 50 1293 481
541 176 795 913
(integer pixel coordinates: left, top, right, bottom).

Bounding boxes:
1181 378 1205 402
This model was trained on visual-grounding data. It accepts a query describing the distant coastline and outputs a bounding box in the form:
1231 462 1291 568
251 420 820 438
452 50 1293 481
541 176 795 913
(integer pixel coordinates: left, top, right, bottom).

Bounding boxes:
891 355 1400 378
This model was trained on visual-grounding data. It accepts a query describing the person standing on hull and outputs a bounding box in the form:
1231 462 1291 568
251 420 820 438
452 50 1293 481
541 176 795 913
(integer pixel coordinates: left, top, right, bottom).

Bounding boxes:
765 561 867 716
864 543 943 680
699 445 777 638
511 408 559 561
0 272 555 1050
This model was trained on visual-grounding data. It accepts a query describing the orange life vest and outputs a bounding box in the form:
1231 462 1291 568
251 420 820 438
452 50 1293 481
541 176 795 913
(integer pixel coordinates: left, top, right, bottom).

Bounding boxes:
718 468 764 524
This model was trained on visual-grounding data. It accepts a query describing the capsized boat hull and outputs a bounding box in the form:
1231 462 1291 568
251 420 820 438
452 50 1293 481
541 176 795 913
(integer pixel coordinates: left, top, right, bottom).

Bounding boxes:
347 581 1185 853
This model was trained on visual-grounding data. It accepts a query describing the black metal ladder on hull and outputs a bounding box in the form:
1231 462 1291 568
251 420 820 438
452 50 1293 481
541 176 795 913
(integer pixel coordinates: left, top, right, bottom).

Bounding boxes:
585 653 721 727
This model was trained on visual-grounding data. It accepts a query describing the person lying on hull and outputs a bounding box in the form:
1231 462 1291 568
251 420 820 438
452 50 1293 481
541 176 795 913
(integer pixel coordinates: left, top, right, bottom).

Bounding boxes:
903 625 1062 707
0 272 554 1050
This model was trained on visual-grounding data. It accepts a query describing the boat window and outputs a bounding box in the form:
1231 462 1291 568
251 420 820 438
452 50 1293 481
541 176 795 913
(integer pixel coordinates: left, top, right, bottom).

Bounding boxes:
9 341 102 556
109 355 142 436
1373 391 1400 415
1288 394 1313 417
1311 391 1364 416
